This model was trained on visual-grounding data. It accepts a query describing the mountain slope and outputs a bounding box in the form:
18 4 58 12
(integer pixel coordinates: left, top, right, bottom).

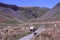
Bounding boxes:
0 11 24 24
0 7 24 23
0 2 49 23
17 7 49 20
41 2 60 21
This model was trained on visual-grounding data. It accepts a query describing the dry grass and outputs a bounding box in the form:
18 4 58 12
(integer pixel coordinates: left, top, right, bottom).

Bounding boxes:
0 24 40 40
31 27 60 40
0 25 31 40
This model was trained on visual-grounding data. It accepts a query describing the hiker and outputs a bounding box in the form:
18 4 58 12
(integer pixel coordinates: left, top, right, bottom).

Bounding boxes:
29 24 37 36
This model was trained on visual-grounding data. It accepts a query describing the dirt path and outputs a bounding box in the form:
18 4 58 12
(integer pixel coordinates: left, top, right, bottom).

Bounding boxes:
18 25 45 40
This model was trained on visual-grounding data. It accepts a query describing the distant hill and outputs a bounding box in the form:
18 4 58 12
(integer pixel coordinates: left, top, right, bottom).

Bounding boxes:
41 2 60 21
0 2 60 24
28 2 60 22
0 2 49 23
18 7 49 20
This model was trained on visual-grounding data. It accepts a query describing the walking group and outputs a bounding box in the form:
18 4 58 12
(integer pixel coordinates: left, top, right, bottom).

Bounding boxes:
29 24 37 36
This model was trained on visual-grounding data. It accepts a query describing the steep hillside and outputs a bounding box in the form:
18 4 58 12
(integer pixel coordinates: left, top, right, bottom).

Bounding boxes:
0 11 24 24
29 3 60 22
18 7 49 21
0 2 49 23
41 3 60 21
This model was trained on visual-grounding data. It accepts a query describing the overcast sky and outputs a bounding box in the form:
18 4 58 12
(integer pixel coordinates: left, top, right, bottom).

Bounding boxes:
0 0 60 8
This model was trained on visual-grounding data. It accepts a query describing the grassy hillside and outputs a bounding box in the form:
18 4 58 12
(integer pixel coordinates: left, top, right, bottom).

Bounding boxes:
0 11 23 24
0 2 49 23
16 7 49 21
41 3 60 21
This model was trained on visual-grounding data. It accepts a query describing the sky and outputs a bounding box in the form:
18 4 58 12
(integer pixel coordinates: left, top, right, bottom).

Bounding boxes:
0 0 60 8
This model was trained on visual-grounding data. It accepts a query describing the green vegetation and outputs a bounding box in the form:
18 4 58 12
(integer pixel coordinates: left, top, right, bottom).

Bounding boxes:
4 21 19 24
45 24 53 28
34 24 41 29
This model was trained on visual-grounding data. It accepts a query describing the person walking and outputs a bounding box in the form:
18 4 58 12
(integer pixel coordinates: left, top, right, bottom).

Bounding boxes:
29 24 37 36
